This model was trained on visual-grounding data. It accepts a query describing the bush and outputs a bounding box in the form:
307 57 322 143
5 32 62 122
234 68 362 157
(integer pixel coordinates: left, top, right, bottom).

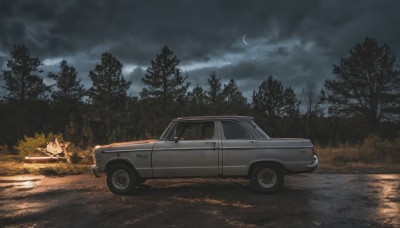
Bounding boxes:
79 149 94 165
360 134 400 163
15 132 65 157
317 134 400 165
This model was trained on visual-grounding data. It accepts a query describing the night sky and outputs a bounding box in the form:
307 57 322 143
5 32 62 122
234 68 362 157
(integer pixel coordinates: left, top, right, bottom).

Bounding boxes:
1 0 399 99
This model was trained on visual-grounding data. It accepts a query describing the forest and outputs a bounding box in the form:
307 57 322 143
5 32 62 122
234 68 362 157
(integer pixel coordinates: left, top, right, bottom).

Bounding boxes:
0 37 399 155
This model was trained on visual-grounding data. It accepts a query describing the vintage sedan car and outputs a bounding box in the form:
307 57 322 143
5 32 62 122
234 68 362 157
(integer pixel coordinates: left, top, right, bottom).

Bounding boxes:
92 116 318 194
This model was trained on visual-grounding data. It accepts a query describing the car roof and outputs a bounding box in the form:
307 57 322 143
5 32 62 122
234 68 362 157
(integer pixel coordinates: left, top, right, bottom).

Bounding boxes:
172 115 254 122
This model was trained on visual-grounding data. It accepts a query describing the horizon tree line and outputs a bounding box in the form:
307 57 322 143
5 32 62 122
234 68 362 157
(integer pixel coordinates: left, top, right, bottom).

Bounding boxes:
1 37 399 151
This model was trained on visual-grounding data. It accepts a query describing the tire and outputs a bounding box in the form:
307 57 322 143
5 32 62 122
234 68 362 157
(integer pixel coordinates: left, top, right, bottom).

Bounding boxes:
106 163 138 195
250 163 284 193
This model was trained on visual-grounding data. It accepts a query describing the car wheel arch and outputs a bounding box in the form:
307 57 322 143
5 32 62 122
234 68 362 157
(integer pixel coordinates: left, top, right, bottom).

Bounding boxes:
247 160 284 178
106 159 141 178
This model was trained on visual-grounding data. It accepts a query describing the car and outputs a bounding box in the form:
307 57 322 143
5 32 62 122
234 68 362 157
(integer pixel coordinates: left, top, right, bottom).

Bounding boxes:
92 116 318 194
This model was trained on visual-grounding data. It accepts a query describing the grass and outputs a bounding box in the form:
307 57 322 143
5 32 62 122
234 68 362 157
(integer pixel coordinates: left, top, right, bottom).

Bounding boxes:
316 135 400 164
315 136 400 174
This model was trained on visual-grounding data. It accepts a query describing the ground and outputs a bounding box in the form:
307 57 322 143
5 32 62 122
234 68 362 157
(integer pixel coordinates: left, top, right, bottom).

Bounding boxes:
0 174 399 227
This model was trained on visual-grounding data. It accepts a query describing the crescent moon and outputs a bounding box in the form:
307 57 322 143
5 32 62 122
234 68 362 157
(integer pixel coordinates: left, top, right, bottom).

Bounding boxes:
242 34 249 45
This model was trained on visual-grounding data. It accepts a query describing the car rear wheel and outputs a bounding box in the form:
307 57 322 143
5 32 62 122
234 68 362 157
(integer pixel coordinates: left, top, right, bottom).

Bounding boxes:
251 164 284 193
106 164 137 195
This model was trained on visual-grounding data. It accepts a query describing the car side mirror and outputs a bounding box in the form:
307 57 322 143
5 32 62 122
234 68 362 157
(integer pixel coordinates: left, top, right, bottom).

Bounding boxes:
174 136 179 143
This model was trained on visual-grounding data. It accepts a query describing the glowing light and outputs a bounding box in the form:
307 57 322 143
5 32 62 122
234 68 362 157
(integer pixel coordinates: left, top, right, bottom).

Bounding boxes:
43 58 63 66
123 64 146 74
181 59 231 71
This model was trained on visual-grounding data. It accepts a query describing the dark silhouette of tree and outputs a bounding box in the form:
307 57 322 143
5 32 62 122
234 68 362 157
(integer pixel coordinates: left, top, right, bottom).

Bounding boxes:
220 79 249 114
141 46 189 111
301 81 326 141
283 87 300 118
88 52 132 143
252 76 305 137
207 72 223 104
139 46 189 135
0 45 55 147
48 60 86 145
89 53 131 108
186 85 208 115
2 45 50 101
222 79 247 104
48 60 85 105
205 72 248 115
302 81 325 118
325 37 400 131
252 75 285 118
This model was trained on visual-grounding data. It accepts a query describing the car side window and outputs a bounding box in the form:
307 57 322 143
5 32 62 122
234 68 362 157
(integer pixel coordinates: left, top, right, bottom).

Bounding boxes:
222 121 252 140
170 122 214 141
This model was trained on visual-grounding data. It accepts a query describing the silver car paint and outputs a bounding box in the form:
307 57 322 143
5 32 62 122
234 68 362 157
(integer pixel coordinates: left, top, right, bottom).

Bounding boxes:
92 116 316 178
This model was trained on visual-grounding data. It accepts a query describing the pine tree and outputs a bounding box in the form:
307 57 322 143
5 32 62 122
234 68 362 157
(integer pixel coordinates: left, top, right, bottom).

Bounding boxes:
207 71 223 104
47 60 86 146
222 79 247 104
186 85 208 115
252 75 285 118
88 52 132 143
141 46 189 111
205 73 248 115
2 45 50 101
140 46 189 133
283 87 300 118
325 37 400 131
89 53 131 108
48 60 85 105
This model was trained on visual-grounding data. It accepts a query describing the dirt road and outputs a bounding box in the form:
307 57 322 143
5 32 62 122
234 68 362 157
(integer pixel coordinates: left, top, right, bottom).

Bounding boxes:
0 173 399 227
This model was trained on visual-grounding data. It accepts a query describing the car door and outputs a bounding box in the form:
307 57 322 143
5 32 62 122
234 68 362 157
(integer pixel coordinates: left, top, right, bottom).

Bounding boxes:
220 120 258 176
152 121 220 177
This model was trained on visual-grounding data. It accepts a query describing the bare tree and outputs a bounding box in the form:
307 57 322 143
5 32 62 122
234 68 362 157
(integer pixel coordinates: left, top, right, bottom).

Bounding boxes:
302 81 324 117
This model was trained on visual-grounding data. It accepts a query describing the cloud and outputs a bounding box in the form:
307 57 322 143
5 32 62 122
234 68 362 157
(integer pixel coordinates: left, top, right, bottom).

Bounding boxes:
1 0 399 100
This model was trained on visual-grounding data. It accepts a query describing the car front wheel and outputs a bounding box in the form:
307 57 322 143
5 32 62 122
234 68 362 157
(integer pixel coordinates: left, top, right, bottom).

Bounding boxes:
106 164 137 195
251 164 284 193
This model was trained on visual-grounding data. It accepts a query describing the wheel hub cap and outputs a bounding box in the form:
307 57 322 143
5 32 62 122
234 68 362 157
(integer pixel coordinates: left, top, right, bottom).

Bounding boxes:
112 170 130 190
258 168 277 188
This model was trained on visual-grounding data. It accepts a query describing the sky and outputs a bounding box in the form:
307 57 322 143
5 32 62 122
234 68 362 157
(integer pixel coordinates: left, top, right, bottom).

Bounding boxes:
1 0 400 100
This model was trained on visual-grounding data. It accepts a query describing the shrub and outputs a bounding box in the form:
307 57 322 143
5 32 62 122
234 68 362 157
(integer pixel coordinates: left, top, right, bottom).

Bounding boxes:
359 134 400 163
62 143 93 165
317 134 400 165
15 132 65 157
79 149 94 165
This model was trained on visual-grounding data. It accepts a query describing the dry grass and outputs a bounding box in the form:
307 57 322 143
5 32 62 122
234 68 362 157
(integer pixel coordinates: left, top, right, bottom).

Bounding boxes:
317 134 400 165
316 145 360 165
316 135 400 173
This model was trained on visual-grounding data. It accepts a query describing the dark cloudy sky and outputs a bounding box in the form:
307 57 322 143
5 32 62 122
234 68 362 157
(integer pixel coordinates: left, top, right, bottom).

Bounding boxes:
1 0 400 99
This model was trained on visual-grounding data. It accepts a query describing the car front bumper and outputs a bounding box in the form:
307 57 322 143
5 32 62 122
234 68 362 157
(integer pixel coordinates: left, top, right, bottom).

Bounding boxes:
91 165 100 178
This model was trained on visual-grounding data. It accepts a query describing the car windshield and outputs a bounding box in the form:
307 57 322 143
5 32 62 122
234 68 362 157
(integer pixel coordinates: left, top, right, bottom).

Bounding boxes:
159 122 175 140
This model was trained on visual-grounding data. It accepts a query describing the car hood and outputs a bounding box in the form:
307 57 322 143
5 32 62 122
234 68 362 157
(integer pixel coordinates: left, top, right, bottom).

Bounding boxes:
95 139 157 152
